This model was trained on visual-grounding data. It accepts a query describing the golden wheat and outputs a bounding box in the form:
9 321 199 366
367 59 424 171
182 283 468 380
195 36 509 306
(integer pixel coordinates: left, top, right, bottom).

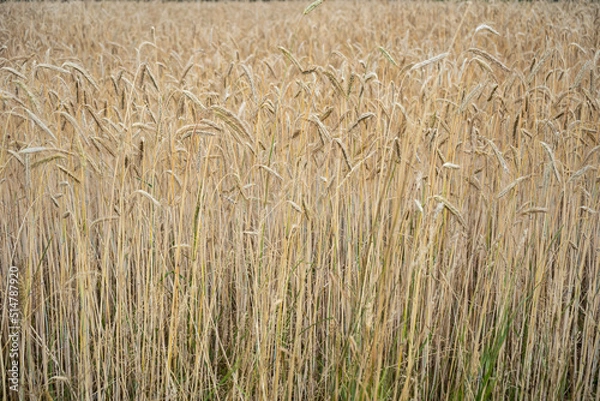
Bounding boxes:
1 1 599 400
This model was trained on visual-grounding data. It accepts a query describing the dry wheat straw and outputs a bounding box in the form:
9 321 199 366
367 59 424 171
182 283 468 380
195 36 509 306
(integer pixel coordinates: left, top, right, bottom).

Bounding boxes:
2 2 598 400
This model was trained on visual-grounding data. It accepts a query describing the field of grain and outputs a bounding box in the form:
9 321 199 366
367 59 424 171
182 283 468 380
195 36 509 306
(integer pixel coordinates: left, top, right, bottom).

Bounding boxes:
1 1 599 399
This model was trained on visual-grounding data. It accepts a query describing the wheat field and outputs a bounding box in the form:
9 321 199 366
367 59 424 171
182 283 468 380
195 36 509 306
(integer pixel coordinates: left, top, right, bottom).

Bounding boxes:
1 1 599 400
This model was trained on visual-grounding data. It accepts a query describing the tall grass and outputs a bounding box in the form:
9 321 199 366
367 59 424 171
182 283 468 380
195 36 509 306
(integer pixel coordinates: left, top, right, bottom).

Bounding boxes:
1 1 599 400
